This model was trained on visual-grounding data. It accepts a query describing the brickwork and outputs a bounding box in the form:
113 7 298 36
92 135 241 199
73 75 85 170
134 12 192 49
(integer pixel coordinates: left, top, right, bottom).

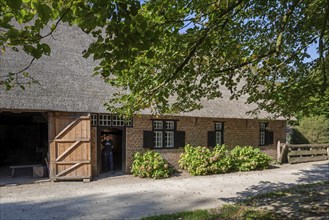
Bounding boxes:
125 115 286 172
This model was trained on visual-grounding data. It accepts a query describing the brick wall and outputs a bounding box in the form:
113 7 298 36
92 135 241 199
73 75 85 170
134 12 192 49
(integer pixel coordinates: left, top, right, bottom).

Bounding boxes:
125 115 286 172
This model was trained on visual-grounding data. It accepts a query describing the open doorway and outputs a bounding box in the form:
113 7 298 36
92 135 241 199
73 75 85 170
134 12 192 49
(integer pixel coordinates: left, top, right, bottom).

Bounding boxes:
0 112 48 178
99 128 124 173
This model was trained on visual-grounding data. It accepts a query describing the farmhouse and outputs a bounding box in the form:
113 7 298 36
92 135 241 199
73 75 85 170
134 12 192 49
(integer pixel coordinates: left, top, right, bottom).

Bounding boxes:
0 24 286 181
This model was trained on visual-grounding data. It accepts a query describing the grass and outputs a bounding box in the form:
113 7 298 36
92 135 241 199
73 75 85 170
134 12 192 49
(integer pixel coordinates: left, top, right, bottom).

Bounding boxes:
243 181 329 206
141 181 329 220
142 210 221 220
142 205 279 220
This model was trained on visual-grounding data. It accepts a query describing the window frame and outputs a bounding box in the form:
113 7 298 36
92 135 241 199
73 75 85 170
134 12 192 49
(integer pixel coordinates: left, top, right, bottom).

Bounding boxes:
259 122 268 146
91 114 98 127
214 122 224 146
92 114 133 127
99 114 111 126
152 120 177 148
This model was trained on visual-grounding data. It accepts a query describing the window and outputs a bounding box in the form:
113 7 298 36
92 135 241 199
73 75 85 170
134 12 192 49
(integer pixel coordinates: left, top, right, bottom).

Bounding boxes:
208 122 224 147
165 131 174 148
259 122 273 146
153 121 163 130
165 121 174 130
152 120 175 148
215 122 224 145
112 115 125 126
143 120 185 149
260 123 266 146
125 118 133 127
91 114 97 126
154 131 163 148
96 114 133 127
99 114 111 126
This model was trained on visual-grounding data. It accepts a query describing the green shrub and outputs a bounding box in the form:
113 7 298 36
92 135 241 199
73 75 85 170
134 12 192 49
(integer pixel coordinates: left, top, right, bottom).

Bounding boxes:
178 144 231 175
131 151 175 179
230 146 272 171
178 145 212 175
209 145 232 174
179 145 272 175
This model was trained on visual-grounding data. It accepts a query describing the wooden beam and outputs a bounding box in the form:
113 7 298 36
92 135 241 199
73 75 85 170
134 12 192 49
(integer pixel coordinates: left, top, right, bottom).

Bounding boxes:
55 117 89 139
288 149 328 156
288 155 328 164
54 139 90 142
278 144 288 164
287 144 329 148
56 141 81 162
55 161 90 164
56 163 82 177
277 141 281 162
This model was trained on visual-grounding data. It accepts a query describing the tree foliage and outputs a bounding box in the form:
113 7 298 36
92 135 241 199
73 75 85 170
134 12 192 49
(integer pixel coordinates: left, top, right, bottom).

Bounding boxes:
1 0 328 117
294 116 329 144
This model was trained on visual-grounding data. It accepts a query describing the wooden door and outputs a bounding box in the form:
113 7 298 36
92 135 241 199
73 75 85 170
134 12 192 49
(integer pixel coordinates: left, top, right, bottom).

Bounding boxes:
49 112 91 181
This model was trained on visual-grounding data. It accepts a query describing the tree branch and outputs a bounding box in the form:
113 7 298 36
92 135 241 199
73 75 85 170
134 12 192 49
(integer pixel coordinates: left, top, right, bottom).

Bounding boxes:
162 0 245 85
276 0 303 54
39 4 73 39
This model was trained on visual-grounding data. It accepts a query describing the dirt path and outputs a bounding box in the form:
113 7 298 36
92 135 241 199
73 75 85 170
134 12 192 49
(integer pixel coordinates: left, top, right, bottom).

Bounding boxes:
1 161 328 220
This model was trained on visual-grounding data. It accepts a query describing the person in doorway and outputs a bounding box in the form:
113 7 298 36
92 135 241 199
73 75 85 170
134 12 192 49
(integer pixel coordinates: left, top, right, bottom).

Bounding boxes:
102 134 114 173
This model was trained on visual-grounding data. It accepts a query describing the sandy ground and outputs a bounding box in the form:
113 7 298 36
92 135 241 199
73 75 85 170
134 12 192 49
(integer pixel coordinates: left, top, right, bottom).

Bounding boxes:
0 160 328 220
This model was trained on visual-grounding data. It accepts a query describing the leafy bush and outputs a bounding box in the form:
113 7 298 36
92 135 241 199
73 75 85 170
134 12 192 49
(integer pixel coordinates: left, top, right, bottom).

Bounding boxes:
131 151 175 179
179 145 272 175
211 145 232 174
178 145 212 175
230 146 272 171
178 144 231 175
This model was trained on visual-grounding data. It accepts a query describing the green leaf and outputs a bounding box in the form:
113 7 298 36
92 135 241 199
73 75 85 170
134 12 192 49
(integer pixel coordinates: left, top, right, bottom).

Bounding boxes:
23 44 42 59
31 1 52 22
40 43 51 56
5 0 22 11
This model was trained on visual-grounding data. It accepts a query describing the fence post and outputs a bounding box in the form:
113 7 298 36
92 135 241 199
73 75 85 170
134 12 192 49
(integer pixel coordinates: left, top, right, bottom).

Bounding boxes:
277 141 281 162
278 143 288 164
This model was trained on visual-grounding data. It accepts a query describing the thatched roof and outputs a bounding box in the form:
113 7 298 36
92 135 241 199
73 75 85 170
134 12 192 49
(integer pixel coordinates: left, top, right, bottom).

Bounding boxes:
0 23 279 120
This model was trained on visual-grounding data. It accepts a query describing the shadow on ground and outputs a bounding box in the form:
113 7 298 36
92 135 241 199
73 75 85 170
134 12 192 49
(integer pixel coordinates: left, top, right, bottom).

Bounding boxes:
0 190 212 220
219 162 329 219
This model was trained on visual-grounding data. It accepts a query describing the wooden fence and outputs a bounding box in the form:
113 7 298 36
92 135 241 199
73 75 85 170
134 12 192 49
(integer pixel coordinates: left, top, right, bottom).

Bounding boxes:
277 141 329 164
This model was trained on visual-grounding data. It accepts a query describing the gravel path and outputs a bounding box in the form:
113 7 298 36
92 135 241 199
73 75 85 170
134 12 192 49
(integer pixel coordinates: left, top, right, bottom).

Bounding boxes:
1 161 328 220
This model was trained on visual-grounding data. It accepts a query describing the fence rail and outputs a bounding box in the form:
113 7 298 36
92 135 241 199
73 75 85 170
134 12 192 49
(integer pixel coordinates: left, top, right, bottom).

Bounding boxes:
277 142 329 164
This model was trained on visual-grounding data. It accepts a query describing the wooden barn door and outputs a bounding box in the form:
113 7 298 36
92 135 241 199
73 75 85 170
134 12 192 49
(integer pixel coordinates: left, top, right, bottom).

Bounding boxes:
49 112 92 181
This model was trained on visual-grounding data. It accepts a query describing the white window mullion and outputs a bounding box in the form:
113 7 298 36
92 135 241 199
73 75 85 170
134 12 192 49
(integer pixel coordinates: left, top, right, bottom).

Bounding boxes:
154 131 163 148
215 131 222 145
165 131 174 148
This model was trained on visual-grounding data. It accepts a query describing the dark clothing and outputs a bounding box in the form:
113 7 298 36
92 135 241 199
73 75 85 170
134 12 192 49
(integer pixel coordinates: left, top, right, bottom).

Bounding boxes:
102 139 114 152
102 139 114 172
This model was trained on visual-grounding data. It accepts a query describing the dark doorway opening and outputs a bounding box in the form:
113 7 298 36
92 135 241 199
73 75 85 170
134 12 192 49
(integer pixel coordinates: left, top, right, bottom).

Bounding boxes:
99 128 123 173
0 112 48 177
